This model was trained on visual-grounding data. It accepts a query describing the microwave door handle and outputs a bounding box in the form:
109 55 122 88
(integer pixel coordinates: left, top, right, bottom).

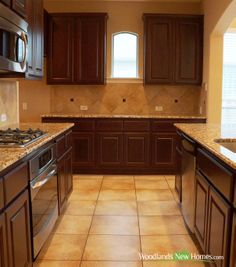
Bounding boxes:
20 32 27 69
31 168 57 190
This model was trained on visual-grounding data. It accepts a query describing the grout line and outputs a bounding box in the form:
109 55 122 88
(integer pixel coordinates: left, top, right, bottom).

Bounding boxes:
134 175 144 267
79 175 105 266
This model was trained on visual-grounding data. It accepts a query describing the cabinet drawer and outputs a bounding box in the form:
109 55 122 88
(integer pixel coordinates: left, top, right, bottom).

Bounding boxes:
197 149 234 203
56 135 66 158
96 120 123 131
4 163 28 205
0 178 4 210
73 120 95 132
152 121 176 132
124 120 150 131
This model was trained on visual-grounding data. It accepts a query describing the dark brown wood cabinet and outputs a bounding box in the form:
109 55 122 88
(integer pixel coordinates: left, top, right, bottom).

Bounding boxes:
0 0 10 6
124 133 150 167
97 133 123 167
144 16 174 84
194 171 209 252
175 17 203 84
230 213 236 267
42 117 205 174
0 213 8 267
12 0 28 18
48 16 74 84
27 0 44 78
74 15 106 84
144 14 203 85
152 133 177 170
47 13 107 85
207 187 231 267
65 149 73 196
5 190 32 267
72 133 95 168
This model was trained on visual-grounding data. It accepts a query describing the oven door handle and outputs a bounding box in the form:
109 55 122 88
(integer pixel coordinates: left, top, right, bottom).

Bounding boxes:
31 167 57 190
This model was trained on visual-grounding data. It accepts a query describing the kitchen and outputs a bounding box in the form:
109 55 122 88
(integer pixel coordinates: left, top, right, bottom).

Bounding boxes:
0 0 236 266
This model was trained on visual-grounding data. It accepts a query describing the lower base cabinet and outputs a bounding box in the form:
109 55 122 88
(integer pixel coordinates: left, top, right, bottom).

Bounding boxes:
58 148 73 213
152 133 177 170
0 213 8 267
207 188 231 267
5 190 32 267
230 214 236 267
194 171 232 267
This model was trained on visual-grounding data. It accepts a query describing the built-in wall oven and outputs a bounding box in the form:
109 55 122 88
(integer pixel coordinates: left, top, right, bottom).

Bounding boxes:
29 143 58 259
0 3 28 73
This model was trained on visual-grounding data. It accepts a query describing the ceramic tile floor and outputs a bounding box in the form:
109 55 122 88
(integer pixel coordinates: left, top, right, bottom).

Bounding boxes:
34 175 205 267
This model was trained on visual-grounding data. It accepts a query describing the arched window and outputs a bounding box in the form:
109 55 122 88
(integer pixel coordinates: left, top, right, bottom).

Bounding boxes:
112 32 138 78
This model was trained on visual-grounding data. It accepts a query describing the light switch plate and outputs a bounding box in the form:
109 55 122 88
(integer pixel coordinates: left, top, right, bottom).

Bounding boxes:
155 106 163 112
22 102 28 110
0 114 7 122
80 105 88 111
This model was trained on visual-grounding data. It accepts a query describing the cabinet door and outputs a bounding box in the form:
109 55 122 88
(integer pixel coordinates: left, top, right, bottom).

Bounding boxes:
27 0 43 78
5 190 32 267
124 133 150 167
194 171 209 252
175 17 203 84
230 213 236 267
151 133 177 169
48 16 73 84
57 156 67 213
97 133 123 167
12 0 27 18
144 16 174 84
74 15 106 84
65 149 73 196
72 133 95 168
207 187 232 267
0 0 10 7
0 213 8 267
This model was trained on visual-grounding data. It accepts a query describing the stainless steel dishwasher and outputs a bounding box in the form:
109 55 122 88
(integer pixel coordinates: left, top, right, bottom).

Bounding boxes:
181 133 196 233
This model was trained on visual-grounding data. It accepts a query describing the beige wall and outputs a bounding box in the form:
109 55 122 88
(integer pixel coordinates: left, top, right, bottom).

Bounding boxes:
0 81 19 127
19 0 202 122
203 0 236 123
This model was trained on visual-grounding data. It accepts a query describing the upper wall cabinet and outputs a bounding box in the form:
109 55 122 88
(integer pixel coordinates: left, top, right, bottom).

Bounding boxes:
47 13 107 85
0 0 27 18
144 14 203 85
12 0 28 18
26 0 44 79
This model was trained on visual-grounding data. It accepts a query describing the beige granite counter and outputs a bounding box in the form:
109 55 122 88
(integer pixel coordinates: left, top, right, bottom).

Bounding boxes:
175 123 236 170
0 123 74 172
42 113 206 120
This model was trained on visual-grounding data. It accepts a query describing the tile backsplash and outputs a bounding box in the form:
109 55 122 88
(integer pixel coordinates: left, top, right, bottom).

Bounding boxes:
51 83 201 116
0 81 19 127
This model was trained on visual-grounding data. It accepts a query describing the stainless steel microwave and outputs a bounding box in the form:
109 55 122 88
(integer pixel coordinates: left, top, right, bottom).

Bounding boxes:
0 3 28 73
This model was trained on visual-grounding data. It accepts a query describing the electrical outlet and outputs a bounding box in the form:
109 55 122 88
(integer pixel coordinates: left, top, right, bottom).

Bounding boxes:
22 102 28 111
80 105 88 111
203 83 208 91
155 106 163 112
0 114 7 122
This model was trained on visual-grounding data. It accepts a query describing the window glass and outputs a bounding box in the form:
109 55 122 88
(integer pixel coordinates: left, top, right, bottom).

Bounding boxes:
112 32 138 78
222 32 236 124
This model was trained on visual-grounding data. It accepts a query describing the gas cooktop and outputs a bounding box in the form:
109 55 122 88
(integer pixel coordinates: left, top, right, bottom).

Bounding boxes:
0 128 47 148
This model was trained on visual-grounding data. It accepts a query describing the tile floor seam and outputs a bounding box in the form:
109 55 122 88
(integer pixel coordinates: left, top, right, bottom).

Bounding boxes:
79 175 105 266
164 175 179 204
134 175 144 267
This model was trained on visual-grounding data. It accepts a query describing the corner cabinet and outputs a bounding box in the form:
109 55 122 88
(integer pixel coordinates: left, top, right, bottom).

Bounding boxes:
47 13 107 85
144 14 203 85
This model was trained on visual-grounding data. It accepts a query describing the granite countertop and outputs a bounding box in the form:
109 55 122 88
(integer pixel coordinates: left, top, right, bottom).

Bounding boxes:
175 123 236 170
42 113 206 120
0 123 74 172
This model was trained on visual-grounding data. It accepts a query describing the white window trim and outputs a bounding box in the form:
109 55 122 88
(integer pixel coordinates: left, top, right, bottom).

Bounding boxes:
111 31 140 80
